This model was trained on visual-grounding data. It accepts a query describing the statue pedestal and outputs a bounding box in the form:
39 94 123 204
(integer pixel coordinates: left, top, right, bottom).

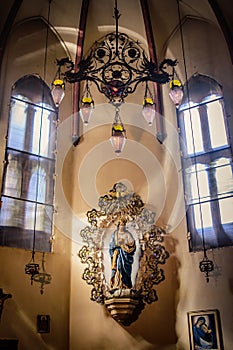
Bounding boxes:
105 290 144 326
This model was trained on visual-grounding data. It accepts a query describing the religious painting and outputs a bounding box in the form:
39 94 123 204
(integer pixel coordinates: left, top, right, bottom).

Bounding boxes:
188 309 224 350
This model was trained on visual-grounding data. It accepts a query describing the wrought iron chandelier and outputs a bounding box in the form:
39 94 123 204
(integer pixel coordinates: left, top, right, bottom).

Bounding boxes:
51 0 183 153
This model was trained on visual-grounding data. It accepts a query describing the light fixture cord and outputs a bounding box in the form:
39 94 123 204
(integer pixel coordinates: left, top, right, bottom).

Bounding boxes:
83 80 92 99
114 0 121 57
144 81 154 101
172 66 182 85
114 105 122 124
43 0 52 82
32 0 52 255
176 0 207 256
41 252 45 272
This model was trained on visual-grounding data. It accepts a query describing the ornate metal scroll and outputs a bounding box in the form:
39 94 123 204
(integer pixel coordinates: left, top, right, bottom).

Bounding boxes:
64 33 177 103
78 183 169 325
55 0 177 104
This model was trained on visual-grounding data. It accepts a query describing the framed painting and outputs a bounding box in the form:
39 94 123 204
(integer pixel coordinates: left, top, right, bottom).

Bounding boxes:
187 309 224 350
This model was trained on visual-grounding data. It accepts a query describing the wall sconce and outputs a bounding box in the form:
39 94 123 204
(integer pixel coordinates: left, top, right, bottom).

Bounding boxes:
78 183 169 326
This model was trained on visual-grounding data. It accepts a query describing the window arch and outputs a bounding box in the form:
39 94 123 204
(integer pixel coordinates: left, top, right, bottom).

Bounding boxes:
178 73 233 251
0 75 57 252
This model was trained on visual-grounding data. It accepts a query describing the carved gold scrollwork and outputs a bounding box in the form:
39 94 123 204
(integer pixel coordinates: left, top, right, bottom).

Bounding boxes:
78 183 169 325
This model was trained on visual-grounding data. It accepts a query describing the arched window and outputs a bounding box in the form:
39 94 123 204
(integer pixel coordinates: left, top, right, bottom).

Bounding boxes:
178 74 233 251
0 75 57 252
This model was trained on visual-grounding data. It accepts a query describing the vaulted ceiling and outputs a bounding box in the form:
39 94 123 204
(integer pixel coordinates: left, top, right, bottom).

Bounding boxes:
0 0 232 70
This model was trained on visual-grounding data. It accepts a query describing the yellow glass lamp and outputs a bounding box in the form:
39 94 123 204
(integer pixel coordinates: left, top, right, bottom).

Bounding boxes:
51 79 65 107
169 79 183 108
110 123 126 154
80 96 94 125
142 97 156 126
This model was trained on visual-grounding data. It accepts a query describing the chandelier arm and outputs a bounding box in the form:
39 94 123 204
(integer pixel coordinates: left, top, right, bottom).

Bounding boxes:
65 60 175 94
159 58 178 73
60 30 177 105
66 73 110 96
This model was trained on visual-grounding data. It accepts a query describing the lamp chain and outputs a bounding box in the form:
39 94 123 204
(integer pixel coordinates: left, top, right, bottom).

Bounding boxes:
114 0 121 56
113 105 122 125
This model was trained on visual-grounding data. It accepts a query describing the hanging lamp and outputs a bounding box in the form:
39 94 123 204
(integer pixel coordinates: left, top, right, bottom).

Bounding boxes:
199 254 214 283
169 66 183 107
142 82 156 126
51 58 73 107
79 81 94 124
110 106 126 154
25 251 40 285
33 253 52 294
169 79 183 107
51 78 65 107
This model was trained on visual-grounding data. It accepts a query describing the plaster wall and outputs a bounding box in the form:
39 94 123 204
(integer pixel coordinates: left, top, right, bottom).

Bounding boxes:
0 1 233 350
67 10 233 350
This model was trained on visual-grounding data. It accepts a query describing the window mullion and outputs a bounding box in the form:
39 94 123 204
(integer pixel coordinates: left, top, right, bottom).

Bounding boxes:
24 104 36 152
220 99 233 151
208 166 225 244
199 104 211 152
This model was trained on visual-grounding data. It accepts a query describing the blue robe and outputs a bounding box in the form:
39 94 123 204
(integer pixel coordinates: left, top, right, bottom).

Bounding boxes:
193 320 213 349
109 228 136 289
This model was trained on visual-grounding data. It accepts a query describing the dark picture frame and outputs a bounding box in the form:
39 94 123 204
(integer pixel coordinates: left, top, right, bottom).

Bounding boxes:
188 309 224 350
37 314 50 333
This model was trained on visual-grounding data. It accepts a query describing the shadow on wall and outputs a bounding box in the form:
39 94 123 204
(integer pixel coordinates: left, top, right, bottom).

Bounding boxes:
121 234 180 349
0 298 52 350
229 277 233 295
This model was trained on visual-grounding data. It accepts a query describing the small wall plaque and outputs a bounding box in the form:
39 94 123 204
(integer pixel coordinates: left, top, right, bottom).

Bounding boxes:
37 314 50 333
